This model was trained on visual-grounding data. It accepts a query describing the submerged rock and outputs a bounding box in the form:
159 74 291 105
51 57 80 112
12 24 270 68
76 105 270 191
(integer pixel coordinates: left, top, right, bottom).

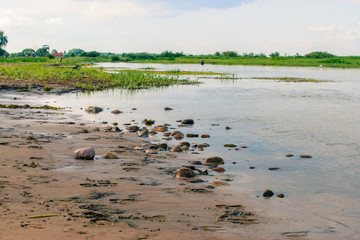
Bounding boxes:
263 189 274 198
74 147 95 160
164 107 173 111
85 106 103 113
201 134 210 138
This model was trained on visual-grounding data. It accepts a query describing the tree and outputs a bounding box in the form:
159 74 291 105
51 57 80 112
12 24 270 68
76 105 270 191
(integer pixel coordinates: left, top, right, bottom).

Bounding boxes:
0 30 8 57
36 48 49 57
51 49 58 54
222 51 238 58
269 52 280 58
67 48 85 57
304 51 335 59
22 48 36 57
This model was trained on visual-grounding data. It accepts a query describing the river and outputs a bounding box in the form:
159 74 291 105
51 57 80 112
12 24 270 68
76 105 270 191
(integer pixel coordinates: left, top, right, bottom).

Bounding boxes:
49 62 360 239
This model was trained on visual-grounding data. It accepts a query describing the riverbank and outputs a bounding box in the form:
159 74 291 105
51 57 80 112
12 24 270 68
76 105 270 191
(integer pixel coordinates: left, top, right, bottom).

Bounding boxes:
0 92 269 240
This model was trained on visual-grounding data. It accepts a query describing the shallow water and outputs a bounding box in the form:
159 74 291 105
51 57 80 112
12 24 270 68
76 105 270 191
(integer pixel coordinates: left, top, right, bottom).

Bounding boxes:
46 63 360 239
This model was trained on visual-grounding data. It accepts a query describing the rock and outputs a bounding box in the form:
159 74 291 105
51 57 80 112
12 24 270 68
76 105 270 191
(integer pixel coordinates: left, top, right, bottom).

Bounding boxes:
111 110 122 114
201 134 210 138
127 125 140 132
240 146 247 149
181 119 194 125
142 119 155 126
213 181 230 187
198 143 210 148
93 127 100 132
137 129 149 138
104 126 112 132
268 167 280 171
249 166 255 169
263 189 274 198
133 146 144 151
114 126 122 132
212 167 225 173
285 154 294 157
79 129 89 133
157 143 168 150
171 131 184 140
300 155 312 158
191 161 202 165
186 134 199 138
174 167 196 180
181 145 189 151
85 106 103 113
104 152 119 159
74 147 95 160
152 126 168 132
277 193 285 198
145 149 158 154
164 107 173 111
178 142 190 147
171 146 183 152
224 144 236 148
163 132 170 137
205 156 224 166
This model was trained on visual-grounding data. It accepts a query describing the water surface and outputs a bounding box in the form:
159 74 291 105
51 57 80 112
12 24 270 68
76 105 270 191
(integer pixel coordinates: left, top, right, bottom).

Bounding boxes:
49 63 360 239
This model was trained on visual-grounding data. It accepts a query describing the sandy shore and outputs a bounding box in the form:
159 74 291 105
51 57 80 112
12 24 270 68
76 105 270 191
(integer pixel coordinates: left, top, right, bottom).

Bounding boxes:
0 93 277 240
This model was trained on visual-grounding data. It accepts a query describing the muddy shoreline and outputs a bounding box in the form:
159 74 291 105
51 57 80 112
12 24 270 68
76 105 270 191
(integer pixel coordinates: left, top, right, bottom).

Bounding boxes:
0 90 271 240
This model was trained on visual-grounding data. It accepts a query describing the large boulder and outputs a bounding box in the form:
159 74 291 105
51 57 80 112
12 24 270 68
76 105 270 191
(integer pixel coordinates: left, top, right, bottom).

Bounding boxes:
85 106 103 114
174 167 196 180
74 147 95 160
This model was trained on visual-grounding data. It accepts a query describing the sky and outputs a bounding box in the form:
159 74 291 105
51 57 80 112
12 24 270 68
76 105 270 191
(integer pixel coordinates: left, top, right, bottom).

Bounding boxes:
1 0 360 55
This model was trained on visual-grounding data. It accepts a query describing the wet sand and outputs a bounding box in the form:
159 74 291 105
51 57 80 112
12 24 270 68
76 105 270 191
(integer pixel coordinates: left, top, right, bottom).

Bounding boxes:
0 99 270 240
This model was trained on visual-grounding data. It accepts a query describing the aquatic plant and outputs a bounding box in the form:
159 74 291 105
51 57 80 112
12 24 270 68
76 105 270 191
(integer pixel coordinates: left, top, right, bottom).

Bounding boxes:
0 63 198 91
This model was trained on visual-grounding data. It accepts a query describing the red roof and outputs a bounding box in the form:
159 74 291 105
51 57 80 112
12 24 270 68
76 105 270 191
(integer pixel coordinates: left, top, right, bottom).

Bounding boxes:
53 53 63 57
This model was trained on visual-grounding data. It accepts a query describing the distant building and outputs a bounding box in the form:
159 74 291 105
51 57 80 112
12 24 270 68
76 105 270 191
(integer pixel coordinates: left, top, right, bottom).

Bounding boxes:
42 44 50 51
53 53 63 57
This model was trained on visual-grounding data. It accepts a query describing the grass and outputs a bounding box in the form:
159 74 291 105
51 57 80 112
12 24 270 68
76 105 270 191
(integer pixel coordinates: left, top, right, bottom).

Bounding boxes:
133 56 360 68
250 77 334 83
115 69 229 76
0 63 198 91
0 104 62 110
2 55 360 68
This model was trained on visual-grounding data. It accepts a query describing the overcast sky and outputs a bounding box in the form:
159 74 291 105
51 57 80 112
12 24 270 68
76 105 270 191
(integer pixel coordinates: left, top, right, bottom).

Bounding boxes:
1 0 360 55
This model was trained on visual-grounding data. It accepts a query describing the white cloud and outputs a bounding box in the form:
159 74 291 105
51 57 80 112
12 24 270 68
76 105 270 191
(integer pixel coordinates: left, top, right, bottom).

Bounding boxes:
81 1 148 19
0 9 35 27
308 26 335 32
45 17 64 25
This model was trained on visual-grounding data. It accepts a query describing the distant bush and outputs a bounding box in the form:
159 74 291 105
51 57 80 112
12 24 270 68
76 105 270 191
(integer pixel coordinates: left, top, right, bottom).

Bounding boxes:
80 51 100 57
110 55 120 61
47 54 55 59
305 51 336 59
222 51 238 58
